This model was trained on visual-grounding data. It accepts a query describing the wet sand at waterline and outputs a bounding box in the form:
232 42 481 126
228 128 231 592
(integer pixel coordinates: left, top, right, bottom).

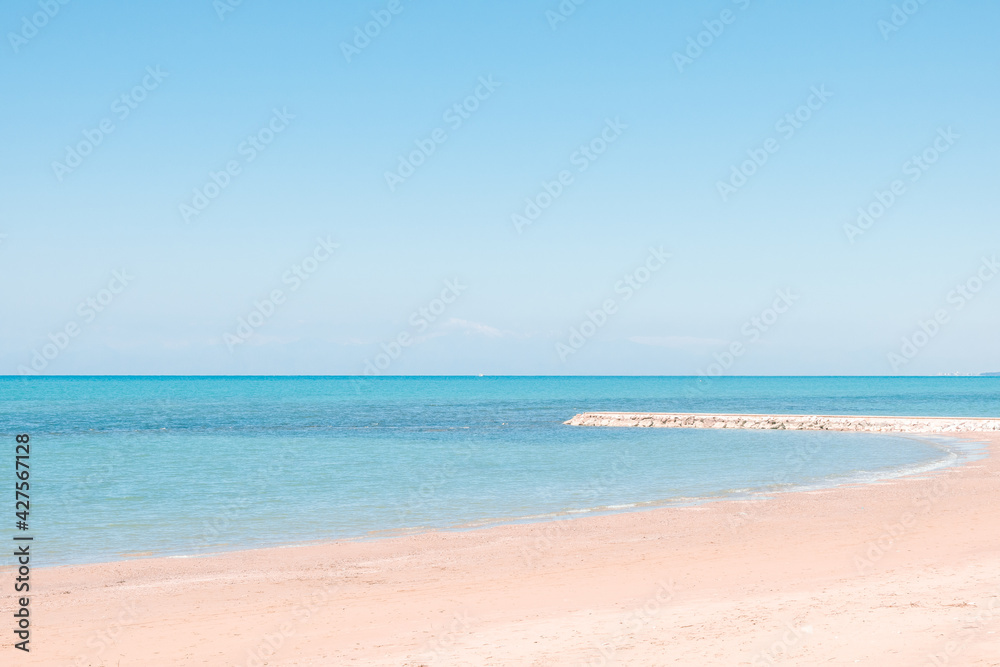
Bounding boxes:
6 433 999 666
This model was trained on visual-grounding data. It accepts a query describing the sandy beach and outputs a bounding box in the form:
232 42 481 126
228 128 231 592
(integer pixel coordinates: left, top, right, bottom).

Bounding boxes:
6 432 1000 666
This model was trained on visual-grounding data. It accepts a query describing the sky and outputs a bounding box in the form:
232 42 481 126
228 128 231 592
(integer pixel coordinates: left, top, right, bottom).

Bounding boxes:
1 0 998 376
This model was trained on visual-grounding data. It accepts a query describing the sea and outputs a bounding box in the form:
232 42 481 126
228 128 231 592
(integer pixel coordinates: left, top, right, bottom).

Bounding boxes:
1 376 996 566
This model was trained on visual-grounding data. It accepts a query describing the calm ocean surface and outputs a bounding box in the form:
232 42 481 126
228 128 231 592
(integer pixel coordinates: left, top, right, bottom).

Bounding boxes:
1 376 996 566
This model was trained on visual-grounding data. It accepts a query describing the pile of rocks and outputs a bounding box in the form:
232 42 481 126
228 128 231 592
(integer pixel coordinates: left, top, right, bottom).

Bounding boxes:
564 412 1000 433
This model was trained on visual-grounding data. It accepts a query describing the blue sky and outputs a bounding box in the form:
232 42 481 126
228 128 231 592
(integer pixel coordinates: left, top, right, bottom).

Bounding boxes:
1 0 998 375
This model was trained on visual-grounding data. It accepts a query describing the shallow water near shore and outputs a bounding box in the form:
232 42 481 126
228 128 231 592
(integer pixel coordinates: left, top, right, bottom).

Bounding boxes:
1 376 996 566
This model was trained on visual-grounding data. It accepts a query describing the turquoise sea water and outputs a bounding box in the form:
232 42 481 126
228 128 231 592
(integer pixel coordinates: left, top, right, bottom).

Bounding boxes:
0 376 996 566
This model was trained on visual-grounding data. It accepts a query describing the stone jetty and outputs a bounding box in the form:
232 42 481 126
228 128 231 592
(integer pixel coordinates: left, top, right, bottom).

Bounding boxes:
564 412 1000 433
